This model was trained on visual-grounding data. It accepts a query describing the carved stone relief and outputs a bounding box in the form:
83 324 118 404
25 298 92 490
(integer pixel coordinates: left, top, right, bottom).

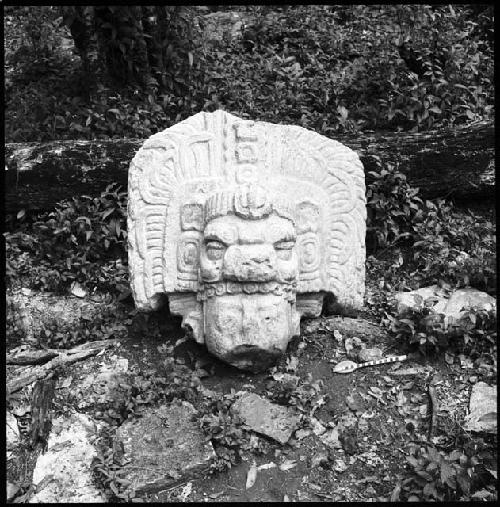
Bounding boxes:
128 110 366 371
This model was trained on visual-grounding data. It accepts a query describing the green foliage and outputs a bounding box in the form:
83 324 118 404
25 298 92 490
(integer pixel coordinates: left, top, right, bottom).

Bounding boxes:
387 304 497 358
366 158 423 251
5 184 128 297
91 428 137 502
5 5 494 143
365 161 496 293
400 439 497 501
411 202 496 293
200 394 247 471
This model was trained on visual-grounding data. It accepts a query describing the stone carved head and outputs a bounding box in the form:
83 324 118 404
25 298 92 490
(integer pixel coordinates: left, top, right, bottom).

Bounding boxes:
128 111 366 371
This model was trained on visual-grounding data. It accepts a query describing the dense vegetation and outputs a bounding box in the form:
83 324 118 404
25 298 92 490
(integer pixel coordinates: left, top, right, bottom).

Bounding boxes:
5 5 494 142
5 5 496 503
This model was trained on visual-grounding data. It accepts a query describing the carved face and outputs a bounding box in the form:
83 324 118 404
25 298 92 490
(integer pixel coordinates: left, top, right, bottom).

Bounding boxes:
204 294 298 370
182 186 301 370
199 213 298 284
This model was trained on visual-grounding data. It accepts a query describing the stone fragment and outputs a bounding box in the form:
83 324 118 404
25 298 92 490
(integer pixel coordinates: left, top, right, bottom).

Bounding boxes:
7 289 128 343
311 417 327 436
231 392 301 444
128 110 366 370
320 427 342 449
333 458 348 473
357 348 383 362
463 382 497 434
394 286 496 321
443 288 496 319
7 482 20 501
7 411 20 450
311 452 329 468
394 285 448 315
114 401 216 494
30 412 104 503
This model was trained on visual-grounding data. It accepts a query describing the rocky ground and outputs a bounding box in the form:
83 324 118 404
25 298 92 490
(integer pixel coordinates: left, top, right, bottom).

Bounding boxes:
6 286 497 503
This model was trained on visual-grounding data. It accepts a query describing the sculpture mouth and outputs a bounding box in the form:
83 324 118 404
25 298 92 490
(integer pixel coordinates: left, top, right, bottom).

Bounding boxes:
223 344 284 373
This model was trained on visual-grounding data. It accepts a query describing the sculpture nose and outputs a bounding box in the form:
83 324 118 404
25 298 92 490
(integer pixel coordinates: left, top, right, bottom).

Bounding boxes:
223 244 277 282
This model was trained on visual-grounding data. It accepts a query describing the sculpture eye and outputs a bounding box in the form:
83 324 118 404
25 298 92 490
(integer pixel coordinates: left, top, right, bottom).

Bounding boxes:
206 240 225 260
274 241 294 260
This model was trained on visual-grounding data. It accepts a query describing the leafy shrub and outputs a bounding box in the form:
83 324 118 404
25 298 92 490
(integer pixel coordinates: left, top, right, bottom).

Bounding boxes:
387 303 496 358
411 201 496 293
5 5 494 143
400 439 497 501
366 157 423 251
5 184 128 297
365 159 496 293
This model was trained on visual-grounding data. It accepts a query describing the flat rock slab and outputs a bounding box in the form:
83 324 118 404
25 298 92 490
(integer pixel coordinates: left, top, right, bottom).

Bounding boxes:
463 382 497 434
394 286 496 320
115 401 216 495
30 412 104 503
231 392 301 444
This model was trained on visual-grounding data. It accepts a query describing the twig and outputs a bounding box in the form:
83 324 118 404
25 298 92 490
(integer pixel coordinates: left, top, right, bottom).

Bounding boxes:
6 350 59 366
313 491 336 500
6 338 119 366
427 375 439 441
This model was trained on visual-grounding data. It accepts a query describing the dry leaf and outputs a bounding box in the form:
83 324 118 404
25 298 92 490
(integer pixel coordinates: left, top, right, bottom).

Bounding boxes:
246 462 258 489
279 459 297 471
257 462 277 471
70 282 86 298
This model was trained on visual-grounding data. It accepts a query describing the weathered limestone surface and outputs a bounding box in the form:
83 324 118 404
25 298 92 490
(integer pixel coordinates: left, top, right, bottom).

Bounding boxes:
231 392 301 444
395 286 496 324
7 288 127 343
463 382 497 434
29 412 105 503
128 110 366 370
357 347 383 362
114 401 216 494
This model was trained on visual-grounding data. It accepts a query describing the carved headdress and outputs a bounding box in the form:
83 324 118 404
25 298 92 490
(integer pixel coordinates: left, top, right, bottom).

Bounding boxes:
128 110 366 314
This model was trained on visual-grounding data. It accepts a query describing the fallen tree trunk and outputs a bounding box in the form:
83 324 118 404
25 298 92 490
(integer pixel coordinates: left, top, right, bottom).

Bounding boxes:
6 339 119 394
5 120 494 213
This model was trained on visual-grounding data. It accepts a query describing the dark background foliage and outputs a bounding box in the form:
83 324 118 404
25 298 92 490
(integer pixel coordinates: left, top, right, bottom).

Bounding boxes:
4 5 494 142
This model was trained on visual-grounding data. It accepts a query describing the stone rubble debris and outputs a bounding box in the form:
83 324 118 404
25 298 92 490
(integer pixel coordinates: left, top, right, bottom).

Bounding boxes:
7 482 20 502
29 412 105 503
114 401 216 495
231 391 301 444
463 382 497 434
395 286 496 326
357 347 383 362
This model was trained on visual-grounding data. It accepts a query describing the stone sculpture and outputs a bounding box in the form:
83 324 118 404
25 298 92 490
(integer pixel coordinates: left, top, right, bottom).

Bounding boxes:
128 110 366 371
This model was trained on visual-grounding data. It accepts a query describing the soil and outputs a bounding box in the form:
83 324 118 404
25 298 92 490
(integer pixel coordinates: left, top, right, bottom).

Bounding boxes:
6 299 497 503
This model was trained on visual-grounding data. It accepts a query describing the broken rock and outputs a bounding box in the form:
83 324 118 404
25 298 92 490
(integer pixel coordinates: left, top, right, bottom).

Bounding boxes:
231 392 301 444
394 285 448 315
320 427 342 449
358 348 383 362
463 382 497 434
7 411 20 451
30 412 104 503
394 286 496 321
443 288 496 320
114 401 216 494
